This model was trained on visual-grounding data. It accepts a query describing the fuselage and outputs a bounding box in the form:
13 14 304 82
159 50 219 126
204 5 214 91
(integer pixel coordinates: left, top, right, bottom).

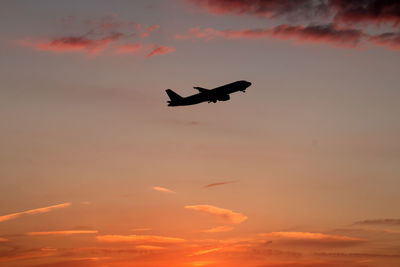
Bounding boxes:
167 80 252 106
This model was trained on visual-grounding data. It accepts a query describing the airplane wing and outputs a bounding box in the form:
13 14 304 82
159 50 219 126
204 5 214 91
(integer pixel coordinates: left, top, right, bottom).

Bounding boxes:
193 87 209 93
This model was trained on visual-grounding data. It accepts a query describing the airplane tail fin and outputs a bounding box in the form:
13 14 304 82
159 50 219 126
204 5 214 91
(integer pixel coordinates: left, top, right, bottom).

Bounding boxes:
166 89 183 103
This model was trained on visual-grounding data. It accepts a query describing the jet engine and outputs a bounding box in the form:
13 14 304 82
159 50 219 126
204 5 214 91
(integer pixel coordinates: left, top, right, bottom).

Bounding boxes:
217 94 230 101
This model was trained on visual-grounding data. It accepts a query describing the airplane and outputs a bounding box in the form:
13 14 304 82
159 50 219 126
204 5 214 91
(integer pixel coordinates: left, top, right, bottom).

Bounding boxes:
165 80 252 107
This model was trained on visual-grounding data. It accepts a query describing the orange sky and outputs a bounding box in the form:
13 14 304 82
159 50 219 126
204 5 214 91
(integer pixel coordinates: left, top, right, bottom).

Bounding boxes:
1 0 400 266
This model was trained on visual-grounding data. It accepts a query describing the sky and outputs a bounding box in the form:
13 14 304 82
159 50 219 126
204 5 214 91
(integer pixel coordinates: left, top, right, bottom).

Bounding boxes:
1 0 400 266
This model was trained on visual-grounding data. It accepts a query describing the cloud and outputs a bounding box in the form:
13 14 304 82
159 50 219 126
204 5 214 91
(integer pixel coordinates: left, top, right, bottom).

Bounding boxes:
189 247 222 256
201 226 234 233
19 33 124 55
114 43 142 54
131 228 152 232
141 24 161 37
0 202 71 223
354 218 400 225
268 24 365 47
18 17 172 57
262 232 366 246
187 0 326 19
331 0 400 27
185 205 248 224
204 181 236 188
369 32 400 51
96 234 185 244
177 24 366 48
152 186 176 194
0 238 8 242
185 0 400 52
188 0 400 27
27 230 98 236
315 252 400 259
147 45 176 58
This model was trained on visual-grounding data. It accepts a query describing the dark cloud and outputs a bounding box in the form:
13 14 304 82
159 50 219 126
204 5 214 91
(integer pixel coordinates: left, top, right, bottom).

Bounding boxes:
204 180 236 188
332 0 400 26
188 0 400 27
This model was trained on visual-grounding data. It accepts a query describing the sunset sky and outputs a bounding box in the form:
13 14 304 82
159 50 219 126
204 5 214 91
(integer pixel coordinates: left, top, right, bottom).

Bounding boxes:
1 1 400 266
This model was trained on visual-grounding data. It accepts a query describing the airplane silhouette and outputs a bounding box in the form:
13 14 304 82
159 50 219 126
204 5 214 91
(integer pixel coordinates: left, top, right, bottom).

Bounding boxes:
166 80 252 107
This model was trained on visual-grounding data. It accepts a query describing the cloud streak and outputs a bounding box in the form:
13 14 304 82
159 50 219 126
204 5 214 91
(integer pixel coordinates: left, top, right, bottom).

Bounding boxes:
96 234 185 244
354 218 400 225
204 181 236 188
185 205 248 224
19 33 124 55
201 226 234 233
262 231 366 246
27 230 98 236
152 186 176 194
176 24 366 48
147 45 176 58
0 202 71 223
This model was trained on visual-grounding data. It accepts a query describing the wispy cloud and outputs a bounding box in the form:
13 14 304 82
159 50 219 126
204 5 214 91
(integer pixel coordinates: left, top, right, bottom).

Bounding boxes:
152 186 176 194
204 181 236 188
0 202 71 223
114 43 143 54
176 25 366 48
262 232 366 246
18 17 172 57
201 226 234 233
131 228 152 232
189 247 222 256
354 219 400 225
18 33 124 55
27 230 98 236
147 45 176 58
185 205 248 224
0 238 8 242
96 234 185 244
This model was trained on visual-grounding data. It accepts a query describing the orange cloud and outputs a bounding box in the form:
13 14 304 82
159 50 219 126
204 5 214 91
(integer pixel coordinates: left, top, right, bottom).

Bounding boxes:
189 248 222 256
147 45 175 58
27 230 98 236
201 226 234 233
185 205 247 224
152 186 176 194
0 238 8 242
135 245 165 250
96 234 185 244
0 202 71 223
262 231 366 246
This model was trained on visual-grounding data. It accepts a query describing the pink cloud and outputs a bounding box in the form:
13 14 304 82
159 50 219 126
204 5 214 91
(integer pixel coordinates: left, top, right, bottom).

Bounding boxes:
176 24 366 48
19 33 124 55
114 43 142 54
147 45 176 58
